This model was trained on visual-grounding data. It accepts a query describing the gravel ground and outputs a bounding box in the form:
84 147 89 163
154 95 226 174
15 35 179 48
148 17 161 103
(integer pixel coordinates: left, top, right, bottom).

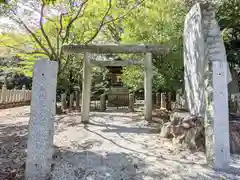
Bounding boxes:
0 106 240 180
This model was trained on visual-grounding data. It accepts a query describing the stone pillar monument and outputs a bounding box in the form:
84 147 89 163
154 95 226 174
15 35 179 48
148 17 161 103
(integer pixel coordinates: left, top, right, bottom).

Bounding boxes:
184 3 231 169
100 94 106 112
25 60 58 180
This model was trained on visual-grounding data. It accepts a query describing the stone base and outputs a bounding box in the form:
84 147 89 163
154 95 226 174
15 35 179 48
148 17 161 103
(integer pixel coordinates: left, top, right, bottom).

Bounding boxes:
107 87 129 107
160 109 240 154
229 114 240 154
160 109 204 151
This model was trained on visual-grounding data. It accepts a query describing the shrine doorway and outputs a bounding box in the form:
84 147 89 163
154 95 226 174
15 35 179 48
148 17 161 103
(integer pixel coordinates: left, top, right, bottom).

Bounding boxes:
93 59 135 111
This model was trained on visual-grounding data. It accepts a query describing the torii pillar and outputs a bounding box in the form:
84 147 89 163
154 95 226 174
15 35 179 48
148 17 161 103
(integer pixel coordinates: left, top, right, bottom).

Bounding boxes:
144 53 153 121
81 52 92 123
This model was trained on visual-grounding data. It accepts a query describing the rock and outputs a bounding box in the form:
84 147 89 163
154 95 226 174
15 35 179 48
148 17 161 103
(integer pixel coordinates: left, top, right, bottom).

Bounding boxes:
160 122 172 138
160 109 204 151
184 126 204 151
173 133 186 144
182 122 191 129
170 110 197 125
160 109 240 154
229 100 238 113
154 109 170 122
56 105 67 115
172 125 185 136
229 121 240 154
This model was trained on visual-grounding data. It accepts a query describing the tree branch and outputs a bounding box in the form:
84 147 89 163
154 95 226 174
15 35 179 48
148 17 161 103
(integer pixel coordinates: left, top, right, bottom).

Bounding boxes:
84 0 112 44
58 0 88 61
40 2 57 59
56 27 60 58
70 25 86 44
56 12 69 59
107 23 121 42
31 5 56 23
62 0 88 44
85 0 145 44
9 10 51 58
59 12 68 39
25 51 48 55
3 44 48 56
60 54 72 72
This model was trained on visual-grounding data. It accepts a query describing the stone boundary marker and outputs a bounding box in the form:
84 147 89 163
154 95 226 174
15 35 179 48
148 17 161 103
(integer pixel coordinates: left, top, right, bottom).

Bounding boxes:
25 60 58 180
184 3 231 170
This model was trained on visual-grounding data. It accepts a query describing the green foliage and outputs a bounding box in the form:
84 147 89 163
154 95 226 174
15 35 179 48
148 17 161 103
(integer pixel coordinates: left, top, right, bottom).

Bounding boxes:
120 1 240 92
122 0 186 44
0 0 7 4
120 0 187 91
0 0 141 77
1 0 238 94
216 0 240 68
121 65 144 91
0 0 57 5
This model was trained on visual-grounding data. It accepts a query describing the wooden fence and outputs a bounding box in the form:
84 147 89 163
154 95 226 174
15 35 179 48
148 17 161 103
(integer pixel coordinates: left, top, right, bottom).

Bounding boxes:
0 85 32 109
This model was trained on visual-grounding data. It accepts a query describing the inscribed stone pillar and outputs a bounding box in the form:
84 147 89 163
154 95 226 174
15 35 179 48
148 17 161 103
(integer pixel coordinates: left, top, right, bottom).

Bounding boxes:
156 92 161 106
69 93 74 111
144 53 153 121
184 3 231 169
152 93 156 105
204 7 231 169
160 93 167 109
81 52 92 123
100 94 106 112
175 91 180 108
175 89 187 109
25 60 58 180
74 86 80 110
228 69 239 94
128 93 134 112
166 92 171 110
61 93 67 110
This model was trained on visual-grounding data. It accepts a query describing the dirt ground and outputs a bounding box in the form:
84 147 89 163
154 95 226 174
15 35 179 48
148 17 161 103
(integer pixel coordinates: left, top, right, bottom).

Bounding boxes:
0 106 240 180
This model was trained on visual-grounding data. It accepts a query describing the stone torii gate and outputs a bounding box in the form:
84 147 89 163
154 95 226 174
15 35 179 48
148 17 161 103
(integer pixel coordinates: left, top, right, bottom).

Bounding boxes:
62 44 168 123
25 44 168 180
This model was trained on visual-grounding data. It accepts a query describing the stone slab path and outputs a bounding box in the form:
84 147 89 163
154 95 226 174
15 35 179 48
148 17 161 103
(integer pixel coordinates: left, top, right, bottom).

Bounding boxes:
0 106 240 180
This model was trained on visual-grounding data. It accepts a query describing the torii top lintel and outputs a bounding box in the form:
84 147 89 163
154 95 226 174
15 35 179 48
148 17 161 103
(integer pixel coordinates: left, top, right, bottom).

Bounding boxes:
62 44 168 54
